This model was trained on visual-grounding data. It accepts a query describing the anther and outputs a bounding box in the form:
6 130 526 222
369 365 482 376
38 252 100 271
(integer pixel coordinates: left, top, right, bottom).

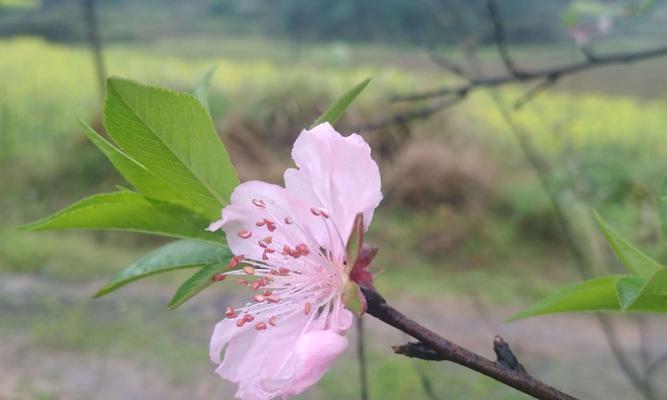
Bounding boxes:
253 294 265 303
243 314 254 322
296 244 309 256
255 322 267 331
269 316 278 326
310 208 321 216
252 199 266 208
237 278 248 286
266 297 279 303
243 266 256 275
263 289 272 297
251 280 261 291
304 302 312 315
229 255 245 268
225 307 237 318
278 267 290 275
212 273 226 282
258 240 268 249
256 220 266 227
263 236 272 244
237 230 252 239
236 318 246 327
284 217 292 224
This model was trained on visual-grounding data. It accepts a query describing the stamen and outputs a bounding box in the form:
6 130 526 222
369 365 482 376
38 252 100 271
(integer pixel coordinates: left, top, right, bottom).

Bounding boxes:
252 199 266 208
255 322 267 331
237 230 252 239
296 244 310 256
266 297 280 303
243 266 256 275
229 255 245 268
304 302 312 315
211 273 226 282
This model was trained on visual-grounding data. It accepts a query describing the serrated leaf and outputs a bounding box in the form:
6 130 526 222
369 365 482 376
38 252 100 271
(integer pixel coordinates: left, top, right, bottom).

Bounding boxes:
594 211 662 276
168 263 228 309
95 240 231 297
509 275 624 321
21 191 221 244
191 66 217 114
312 78 371 127
79 119 188 205
104 77 238 220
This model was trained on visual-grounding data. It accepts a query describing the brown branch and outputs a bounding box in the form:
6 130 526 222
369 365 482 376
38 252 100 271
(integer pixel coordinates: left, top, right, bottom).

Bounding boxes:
486 0 523 77
393 43 667 103
363 288 578 400
356 95 464 132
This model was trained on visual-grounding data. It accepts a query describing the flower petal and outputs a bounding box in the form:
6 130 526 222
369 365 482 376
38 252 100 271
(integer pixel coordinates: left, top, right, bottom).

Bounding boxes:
285 122 382 241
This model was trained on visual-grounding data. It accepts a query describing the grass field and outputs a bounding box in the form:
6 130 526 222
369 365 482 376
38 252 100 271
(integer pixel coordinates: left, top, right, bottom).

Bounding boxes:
2 35 667 399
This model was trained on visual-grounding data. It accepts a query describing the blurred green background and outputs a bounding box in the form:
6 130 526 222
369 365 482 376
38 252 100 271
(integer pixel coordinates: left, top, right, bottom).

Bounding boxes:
2 1 667 399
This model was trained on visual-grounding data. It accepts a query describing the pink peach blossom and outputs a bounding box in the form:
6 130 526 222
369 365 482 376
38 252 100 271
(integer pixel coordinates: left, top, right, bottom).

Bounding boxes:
208 122 382 400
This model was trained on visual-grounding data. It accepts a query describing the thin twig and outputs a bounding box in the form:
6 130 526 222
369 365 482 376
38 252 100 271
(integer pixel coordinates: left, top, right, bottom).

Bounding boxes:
363 288 578 400
356 95 464 132
80 0 106 102
392 45 667 103
413 362 440 400
356 317 370 400
486 0 523 77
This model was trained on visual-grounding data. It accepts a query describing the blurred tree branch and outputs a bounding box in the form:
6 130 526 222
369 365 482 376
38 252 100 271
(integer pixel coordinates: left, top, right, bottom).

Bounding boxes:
363 288 578 400
364 1 667 399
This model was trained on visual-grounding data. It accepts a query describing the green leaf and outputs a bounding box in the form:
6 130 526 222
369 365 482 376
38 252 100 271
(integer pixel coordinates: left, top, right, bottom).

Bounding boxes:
95 240 231 297
168 263 228 309
191 66 217 114
616 276 645 309
79 119 188 205
104 77 239 220
312 77 371 127
21 191 222 244
509 275 624 321
342 281 366 315
345 213 364 274
620 268 667 312
594 211 662 276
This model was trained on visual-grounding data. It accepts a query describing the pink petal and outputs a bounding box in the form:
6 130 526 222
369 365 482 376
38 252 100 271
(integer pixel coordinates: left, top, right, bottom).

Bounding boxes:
285 123 382 242
281 330 348 397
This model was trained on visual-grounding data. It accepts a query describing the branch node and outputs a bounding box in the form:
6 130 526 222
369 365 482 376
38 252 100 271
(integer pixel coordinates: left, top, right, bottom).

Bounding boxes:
393 341 446 361
493 335 527 374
